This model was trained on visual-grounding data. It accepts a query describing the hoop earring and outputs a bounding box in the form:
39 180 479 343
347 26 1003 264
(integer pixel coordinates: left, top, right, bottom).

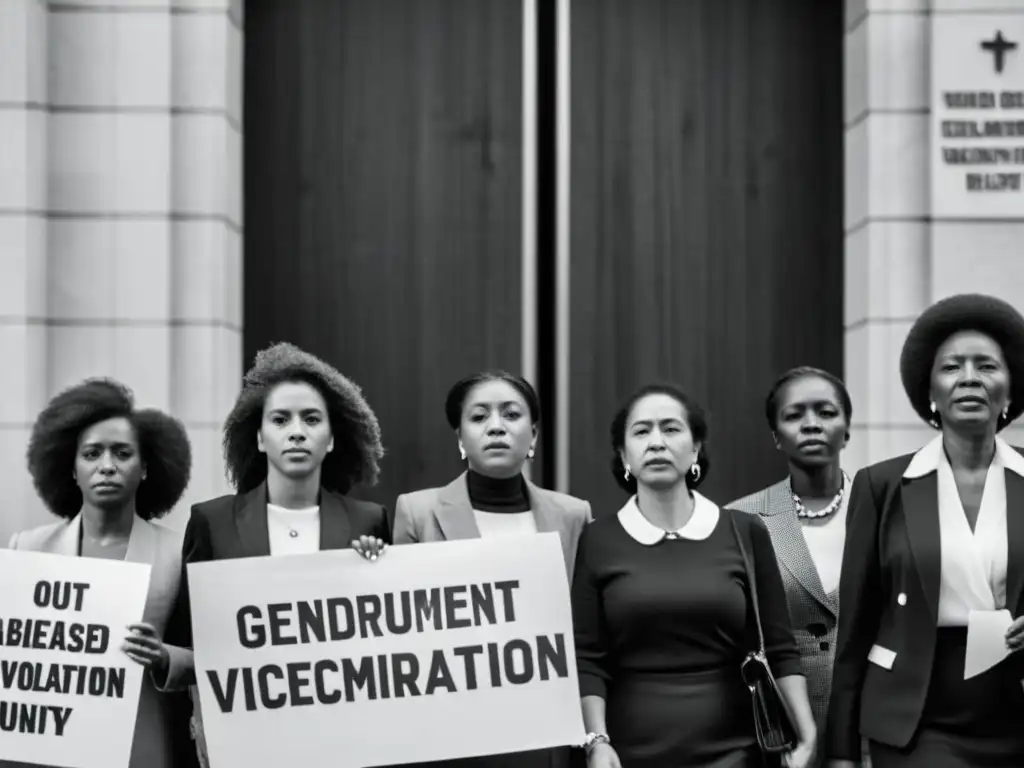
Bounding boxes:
623 465 631 481
690 463 701 482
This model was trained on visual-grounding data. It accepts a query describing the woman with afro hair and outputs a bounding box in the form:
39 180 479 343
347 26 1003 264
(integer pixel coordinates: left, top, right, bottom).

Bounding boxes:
162 341 389 768
827 294 1024 767
8 377 196 768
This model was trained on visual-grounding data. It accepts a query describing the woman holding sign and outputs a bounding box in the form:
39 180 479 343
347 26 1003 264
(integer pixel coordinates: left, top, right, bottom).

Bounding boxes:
571 383 817 768
164 341 390 767
6 378 195 768
392 370 592 768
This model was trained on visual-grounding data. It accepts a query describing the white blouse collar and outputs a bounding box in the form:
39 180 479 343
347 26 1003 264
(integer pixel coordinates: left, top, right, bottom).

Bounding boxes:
903 435 1024 480
617 491 721 545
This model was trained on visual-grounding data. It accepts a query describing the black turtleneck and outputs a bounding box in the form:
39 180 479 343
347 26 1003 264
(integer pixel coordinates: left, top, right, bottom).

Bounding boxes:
466 469 531 513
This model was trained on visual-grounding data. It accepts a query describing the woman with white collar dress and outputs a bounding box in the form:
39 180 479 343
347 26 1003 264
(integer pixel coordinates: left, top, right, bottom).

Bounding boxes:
571 383 817 768
826 294 1024 767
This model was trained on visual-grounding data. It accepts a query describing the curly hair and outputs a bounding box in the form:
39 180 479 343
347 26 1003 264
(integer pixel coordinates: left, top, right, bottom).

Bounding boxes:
610 383 710 494
26 378 192 520
223 342 384 494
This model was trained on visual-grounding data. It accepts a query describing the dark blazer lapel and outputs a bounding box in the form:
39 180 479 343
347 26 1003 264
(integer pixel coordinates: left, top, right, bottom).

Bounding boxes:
900 474 941 621
1005 470 1024 615
433 473 482 541
762 482 837 616
233 483 271 558
319 490 353 551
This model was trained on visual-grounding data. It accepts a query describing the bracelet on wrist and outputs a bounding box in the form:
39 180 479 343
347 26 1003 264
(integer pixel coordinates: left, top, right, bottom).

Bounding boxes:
582 732 610 754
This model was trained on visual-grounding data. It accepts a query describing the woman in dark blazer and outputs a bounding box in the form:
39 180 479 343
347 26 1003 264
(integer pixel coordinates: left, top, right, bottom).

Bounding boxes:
729 367 856 768
5 378 195 768
162 341 390 767
826 294 1024 767
392 370 592 768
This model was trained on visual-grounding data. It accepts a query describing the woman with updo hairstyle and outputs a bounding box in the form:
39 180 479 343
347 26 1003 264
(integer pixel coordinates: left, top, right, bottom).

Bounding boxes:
162 341 390 768
8 378 195 768
572 383 816 768
392 369 592 768
729 366 856 768
826 294 1024 768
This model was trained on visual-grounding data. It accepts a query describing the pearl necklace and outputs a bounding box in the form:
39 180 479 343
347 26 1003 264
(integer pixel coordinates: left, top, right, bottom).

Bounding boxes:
791 472 849 520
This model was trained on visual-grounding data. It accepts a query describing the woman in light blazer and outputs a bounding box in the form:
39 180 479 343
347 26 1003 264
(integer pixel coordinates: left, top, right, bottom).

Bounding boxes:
393 370 592 768
728 366 856 768
6 378 195 768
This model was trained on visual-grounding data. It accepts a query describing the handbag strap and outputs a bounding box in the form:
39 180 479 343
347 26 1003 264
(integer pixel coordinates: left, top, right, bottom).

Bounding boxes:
728 510 766 656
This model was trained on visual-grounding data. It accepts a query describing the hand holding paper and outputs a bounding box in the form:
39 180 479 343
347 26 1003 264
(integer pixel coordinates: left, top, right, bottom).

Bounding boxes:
1006 613 1024 652
965 609 1014 679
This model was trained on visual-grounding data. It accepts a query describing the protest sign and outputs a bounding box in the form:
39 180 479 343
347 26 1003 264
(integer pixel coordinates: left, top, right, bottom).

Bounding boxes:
190 532 586 768
0 550 151 768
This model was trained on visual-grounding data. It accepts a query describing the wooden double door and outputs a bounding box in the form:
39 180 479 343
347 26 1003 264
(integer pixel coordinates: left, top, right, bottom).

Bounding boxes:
243 0 844 515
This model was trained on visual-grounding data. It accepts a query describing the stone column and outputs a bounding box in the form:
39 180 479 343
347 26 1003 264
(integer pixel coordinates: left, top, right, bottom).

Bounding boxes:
844 0 1024 475
928 0 1024 449
0 0 49 542
844 0 934 473
0 0 243 542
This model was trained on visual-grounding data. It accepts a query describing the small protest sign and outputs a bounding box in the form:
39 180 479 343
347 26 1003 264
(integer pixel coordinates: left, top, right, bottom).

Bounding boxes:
0 550 151 768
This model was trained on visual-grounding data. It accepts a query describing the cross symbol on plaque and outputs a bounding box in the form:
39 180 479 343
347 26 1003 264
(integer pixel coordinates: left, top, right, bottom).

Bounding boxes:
981 30 1018 74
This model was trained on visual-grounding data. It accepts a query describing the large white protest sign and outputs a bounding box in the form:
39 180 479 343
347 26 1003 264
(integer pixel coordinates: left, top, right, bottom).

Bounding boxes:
0 550 151 768
190 532 586 768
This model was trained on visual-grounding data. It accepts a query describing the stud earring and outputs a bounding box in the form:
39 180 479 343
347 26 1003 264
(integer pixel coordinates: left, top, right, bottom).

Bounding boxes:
623 465 631 481
690 463 701 482
459 445 466 461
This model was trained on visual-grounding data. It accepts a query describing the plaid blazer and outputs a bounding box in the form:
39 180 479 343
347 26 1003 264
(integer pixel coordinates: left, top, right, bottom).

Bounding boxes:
729 480 839 758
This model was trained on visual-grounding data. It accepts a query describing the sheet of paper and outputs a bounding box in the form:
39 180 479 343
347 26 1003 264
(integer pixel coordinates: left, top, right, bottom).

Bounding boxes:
965 609 1014 680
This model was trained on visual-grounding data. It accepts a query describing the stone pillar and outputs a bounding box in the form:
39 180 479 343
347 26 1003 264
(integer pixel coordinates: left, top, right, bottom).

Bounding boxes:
844 0 933 473
0 0 49 543
844 0 1024 475
928 0 1024 450
0 0 242 543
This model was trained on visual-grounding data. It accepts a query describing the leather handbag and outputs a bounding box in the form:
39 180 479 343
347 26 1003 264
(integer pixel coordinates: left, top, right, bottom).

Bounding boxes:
728 512 800 759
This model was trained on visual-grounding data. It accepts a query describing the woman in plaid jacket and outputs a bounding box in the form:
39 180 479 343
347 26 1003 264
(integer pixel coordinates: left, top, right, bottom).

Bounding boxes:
729 366 864 768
